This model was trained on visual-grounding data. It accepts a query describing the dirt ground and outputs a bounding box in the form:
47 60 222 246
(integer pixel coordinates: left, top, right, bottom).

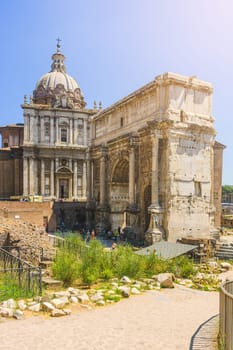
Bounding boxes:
0 285 219 350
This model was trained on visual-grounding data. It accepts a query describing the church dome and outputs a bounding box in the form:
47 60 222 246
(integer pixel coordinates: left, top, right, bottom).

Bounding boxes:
33 41 86 109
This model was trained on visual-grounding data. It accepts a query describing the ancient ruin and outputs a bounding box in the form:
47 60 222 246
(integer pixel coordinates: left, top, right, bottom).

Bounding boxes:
0 43 224 243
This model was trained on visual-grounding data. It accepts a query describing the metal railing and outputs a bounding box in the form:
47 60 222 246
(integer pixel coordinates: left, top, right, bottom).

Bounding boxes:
219 280 233 349
48 234 87 256
0 247 42 298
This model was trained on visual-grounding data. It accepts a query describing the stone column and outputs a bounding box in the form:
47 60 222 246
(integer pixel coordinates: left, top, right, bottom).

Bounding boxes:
41 159 45 196
34 116 38 144
29 157 35 195
23 157 29 196
56 177 59 199
34 159 38 194
91 161 94 199
128 145 135 206
97 147 109 230
29 116 33 143
50 159 54 197
99 148 108 207
69 178 73 199
86 152 91 201
146 131 164 243
82 161 87 199
23 115 29 143
40 116 44 143
151 134 160 207
50 117 54 145
55 118 59 143
73 160 78 198
69 119 73 144
74 119 78 145
55 158 59 170
83 119 87 146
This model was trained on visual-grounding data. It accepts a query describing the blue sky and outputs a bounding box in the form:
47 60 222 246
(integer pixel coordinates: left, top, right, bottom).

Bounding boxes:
0 0 232 183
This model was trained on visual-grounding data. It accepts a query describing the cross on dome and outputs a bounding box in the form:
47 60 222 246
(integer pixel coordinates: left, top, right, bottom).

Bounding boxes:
51 38 66 72
56 37 61 53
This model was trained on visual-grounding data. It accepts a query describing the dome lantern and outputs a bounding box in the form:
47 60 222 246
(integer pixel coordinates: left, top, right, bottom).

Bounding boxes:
33 40 86 109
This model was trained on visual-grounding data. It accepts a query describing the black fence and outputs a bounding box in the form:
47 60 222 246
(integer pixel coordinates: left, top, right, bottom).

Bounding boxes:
0 247 42 298
2 245 45 264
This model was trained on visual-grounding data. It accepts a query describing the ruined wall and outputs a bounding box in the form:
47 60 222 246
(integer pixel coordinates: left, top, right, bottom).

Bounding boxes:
90 73 219 242
166 131 215 241
213 141 225 228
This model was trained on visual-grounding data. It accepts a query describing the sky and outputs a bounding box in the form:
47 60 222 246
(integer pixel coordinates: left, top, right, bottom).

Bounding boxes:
0 0 232 184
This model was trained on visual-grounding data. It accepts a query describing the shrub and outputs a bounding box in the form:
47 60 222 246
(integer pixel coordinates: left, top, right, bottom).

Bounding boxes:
52 249 80 287
144 254 195 279
144 254 170 276
112 245 145 279
81 266 99 285
100 268 114 281
79 240 113 285
171 256 196 279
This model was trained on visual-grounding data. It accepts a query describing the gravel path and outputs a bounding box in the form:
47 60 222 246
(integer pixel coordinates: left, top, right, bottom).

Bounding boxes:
0 285 219 350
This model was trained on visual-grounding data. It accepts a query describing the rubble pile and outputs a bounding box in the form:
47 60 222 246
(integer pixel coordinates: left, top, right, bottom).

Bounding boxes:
0 217 54 265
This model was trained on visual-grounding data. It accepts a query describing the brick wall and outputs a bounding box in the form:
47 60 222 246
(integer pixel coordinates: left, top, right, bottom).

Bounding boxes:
0 201 56 231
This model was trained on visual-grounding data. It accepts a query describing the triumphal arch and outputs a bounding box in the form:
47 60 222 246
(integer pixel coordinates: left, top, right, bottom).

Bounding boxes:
90 73 223 242
0 43 224 242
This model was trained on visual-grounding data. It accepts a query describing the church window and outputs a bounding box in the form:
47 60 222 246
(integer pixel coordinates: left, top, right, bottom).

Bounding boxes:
194 181 202 197
77 176 82 196
120 117 124 127
61 128 67 142
45 177 50 195
45 123 50 137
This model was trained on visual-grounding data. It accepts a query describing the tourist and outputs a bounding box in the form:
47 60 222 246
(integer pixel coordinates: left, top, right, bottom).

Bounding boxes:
91 229 95 240
111 242 117 250
85 230 90 242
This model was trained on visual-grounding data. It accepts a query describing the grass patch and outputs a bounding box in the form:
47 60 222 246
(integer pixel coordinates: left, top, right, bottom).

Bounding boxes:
0 275 34 301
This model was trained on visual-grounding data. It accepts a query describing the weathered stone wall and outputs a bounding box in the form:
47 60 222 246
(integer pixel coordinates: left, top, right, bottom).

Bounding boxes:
90 73 220 242
165 131 215 241
0 216 53 265
213 141 225 228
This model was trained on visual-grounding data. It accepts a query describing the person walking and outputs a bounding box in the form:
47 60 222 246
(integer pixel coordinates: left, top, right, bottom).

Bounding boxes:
91 229 95 240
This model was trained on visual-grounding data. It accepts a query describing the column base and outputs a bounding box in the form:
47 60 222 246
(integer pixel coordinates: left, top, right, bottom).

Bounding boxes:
145 205 165 245
144 229 163 245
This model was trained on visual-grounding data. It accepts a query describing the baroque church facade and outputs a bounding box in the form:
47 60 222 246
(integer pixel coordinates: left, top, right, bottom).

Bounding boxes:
0 43 224 242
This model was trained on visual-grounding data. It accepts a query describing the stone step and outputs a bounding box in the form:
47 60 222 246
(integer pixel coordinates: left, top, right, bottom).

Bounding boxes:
39 260 54 269
42 277 62 288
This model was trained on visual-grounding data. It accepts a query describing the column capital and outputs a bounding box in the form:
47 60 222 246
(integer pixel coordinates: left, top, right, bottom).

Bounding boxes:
128 134 139 148
100 145 108 160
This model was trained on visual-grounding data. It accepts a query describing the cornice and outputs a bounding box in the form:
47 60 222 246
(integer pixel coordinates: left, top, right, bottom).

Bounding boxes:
21 104 95 115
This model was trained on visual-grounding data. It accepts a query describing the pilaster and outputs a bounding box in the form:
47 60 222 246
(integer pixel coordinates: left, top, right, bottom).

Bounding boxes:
23 157 29 196
146 130 164 243
73 160 78 198
82 161 87 199
41 159 45 196
50 159 54 197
